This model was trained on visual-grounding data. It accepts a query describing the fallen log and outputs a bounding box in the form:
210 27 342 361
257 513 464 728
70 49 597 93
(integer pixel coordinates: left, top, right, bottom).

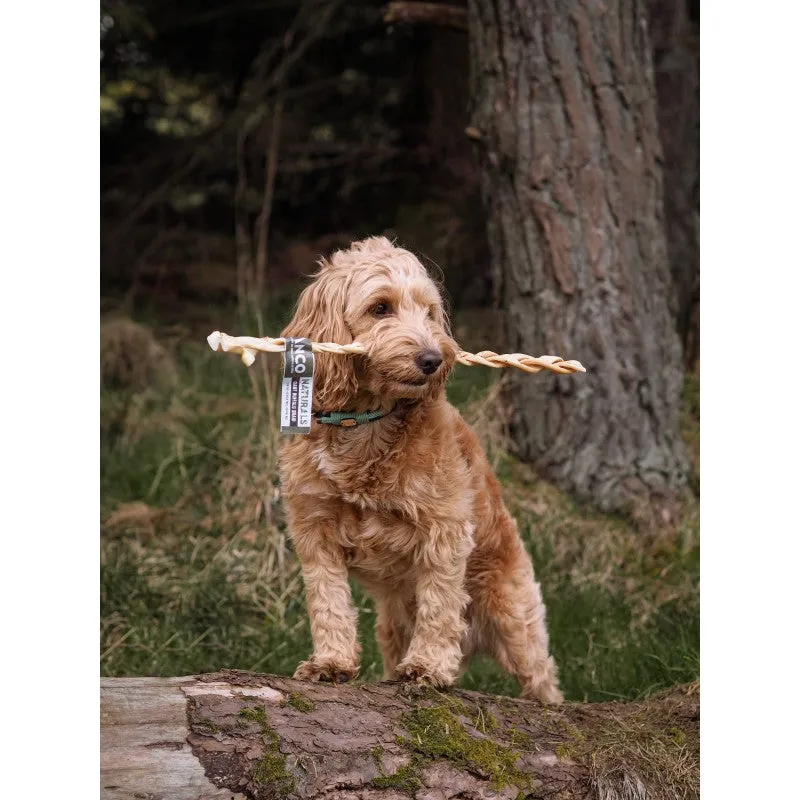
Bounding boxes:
100 671 699 800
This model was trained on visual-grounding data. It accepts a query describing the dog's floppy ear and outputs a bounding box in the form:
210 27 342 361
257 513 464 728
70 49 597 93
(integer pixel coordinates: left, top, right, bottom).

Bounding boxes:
431 288 459 359
430 300 454 342
427 287 460 395
281 261 358 410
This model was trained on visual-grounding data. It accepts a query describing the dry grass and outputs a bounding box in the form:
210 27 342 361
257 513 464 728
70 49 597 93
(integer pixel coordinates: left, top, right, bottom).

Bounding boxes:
101 314 307 675
586 683 700 800
462 376 514 471
101 315 178 391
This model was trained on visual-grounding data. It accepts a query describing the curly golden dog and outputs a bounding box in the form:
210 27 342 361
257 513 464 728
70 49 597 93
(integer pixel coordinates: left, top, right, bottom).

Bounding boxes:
279 236 563 703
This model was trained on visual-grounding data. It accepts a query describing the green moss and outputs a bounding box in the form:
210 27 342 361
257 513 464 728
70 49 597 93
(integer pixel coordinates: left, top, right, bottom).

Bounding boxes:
370 742 425 793
545 712 586 743
286 691 315 713
239 706 296 796
371 744 385 770
555 743 572 760
252 752 295 795
372 758 425 793
399 703 528 791
473 704 499 734
563 721 586 742
194 717 220 734
508 726 534 750
240 705 270 726
411 685 468 715
668 727 686 746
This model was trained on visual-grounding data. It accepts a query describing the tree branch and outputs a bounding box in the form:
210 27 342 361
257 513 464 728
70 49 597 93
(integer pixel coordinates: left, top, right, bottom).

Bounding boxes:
384 1 468 31
254 96 284 305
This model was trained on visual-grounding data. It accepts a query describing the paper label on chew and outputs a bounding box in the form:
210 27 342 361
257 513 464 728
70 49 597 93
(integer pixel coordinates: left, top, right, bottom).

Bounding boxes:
280 338 314 434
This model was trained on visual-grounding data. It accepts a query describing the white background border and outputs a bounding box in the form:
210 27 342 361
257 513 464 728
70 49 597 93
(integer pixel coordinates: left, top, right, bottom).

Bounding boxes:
1 1 98 793
701 1 800 796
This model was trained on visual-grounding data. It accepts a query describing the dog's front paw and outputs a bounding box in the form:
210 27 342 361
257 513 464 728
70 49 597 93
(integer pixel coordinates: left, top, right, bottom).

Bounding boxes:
395 658 456 689
293 657 359 684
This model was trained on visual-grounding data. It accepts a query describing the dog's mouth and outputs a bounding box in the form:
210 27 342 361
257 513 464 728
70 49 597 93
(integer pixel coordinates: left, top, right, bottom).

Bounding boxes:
396 377 428 387
383 375 430 396
364 362 434 396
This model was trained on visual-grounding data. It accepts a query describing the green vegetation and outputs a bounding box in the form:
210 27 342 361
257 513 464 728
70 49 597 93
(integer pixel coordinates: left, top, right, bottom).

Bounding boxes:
239 706 296 795
370 744 385 769
371 758 425 793
398 704 527 790
101 315 699 703
286 691 315 713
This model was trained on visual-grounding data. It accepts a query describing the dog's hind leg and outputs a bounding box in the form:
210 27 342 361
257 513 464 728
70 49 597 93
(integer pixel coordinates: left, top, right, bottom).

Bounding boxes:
473 553 563 704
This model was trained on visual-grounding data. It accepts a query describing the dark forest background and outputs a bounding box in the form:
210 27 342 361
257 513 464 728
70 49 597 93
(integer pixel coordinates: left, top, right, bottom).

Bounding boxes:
101 0 697 361
101 1 492 312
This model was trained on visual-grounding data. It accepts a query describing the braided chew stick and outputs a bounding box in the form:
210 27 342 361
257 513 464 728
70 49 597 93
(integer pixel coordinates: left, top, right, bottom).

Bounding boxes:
207 331 586 375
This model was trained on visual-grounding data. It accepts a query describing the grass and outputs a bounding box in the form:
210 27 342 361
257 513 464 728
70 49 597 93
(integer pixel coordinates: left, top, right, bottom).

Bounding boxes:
100 314 699 702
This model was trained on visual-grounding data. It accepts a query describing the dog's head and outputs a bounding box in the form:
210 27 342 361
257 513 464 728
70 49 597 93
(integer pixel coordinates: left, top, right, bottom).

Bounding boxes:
282 237 458 410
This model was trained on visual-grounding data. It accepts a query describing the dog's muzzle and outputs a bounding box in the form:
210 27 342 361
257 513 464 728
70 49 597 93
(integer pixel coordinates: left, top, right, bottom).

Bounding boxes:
415 349 443 376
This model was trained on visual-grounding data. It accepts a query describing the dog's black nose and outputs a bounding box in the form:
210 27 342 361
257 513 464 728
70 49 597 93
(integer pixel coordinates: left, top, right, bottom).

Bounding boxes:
415 349 443 375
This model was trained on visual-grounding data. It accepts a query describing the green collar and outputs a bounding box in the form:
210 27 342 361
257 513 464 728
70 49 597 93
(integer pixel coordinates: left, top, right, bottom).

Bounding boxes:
314 406 395 427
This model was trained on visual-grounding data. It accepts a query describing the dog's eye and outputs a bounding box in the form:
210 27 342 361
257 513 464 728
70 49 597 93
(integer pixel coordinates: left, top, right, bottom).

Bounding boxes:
428 306 437 320
371 302 391 317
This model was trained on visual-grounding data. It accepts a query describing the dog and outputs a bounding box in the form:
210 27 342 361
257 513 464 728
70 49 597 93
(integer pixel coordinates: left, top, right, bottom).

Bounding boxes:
279 236 563 703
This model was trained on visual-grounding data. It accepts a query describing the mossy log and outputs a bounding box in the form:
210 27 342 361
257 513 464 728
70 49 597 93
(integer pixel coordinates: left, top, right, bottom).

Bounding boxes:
100 671 698 800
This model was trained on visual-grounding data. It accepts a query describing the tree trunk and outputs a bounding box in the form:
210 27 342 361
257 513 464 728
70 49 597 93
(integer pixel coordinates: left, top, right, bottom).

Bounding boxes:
648 0 700 371
101 671 699 800
467 0 689 514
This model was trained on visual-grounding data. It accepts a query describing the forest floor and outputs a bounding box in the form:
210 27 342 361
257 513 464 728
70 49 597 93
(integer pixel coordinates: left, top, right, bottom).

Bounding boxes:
100 303 699 703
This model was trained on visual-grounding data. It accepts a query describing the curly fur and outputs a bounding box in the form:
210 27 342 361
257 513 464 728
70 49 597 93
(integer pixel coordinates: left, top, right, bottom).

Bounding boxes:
279 236 563 703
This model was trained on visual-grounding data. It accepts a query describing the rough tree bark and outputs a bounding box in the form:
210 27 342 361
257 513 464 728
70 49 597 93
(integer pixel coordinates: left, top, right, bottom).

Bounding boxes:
648 0 700 371
101 671 699 800
467 0 689 514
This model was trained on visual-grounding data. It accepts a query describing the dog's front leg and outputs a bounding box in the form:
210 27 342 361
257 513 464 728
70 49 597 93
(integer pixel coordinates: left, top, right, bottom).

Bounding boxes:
395 522 473 688
289 511 361 683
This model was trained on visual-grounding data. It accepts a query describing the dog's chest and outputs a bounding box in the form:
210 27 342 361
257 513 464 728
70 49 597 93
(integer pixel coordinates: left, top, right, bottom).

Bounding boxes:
343 509 419 588
312 440 441 514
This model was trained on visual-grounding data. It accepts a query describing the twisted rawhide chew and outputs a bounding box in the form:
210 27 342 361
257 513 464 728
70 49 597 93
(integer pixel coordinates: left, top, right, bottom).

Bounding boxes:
207 331 586 376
